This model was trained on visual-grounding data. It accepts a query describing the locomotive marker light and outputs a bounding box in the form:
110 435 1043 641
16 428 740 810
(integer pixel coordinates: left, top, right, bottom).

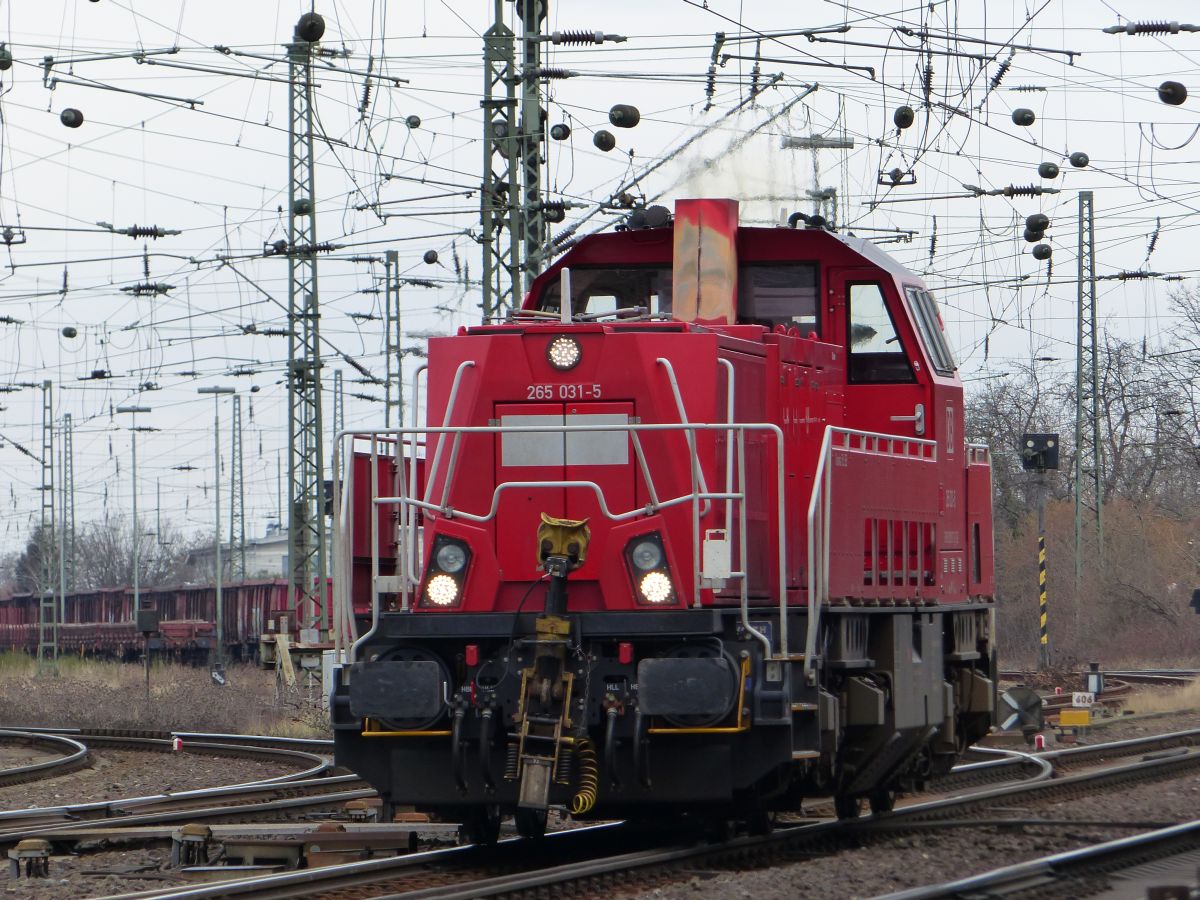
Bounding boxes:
418 536 472 608
625 533 676 605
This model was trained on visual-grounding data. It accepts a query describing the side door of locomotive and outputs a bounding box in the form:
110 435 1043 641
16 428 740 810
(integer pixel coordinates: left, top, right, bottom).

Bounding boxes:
829 268 931 440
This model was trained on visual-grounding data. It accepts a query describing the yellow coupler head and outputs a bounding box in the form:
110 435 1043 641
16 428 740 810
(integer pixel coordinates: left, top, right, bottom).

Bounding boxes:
536 513 590 569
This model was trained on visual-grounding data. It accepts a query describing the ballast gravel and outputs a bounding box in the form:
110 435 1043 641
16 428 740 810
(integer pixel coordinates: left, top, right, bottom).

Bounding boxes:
631 745 1200 898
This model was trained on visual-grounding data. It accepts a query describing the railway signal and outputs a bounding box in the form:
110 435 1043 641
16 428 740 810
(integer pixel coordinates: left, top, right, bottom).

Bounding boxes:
1022 433 1058 670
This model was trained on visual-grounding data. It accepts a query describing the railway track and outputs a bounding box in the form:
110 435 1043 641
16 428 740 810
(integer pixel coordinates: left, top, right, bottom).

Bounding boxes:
875 818 1200 898
0 729 89 787
87 731 1200 900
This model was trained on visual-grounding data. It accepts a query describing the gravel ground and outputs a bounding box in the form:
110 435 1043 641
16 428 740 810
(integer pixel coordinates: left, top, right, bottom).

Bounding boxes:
0 748 298 812
630 711 1200 900
0 748 308 899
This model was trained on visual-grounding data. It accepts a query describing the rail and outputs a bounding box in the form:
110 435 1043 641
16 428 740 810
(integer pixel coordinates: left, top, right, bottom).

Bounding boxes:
337 416 788 665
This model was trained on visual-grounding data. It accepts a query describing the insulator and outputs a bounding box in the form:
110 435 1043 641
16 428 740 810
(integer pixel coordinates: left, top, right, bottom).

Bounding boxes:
1031 243 1052 260
1025 213 1049 232
551 225 578 247
1069 151 1090 168
0 44 11 72
358 79 372 115
125 225 168 238
989 57 1012 92
922 58 934 100
550 123 571 141
593 129 616 152
928 215 937 262
422 250 438 265
1011 108 1036 127
1009 85 1048 92
527 67 573 80
550 30 604 45
60 108 84 128
295 12 325 43
1023 228 1044 243
609 104 640 128
1002 184 1044 197
703 64 718 108
1158 80 1188 106
406 114 421 129
893 105 915 129
1146 218 1161 257
1038 161 1060 179
542 201 566 224
1103 21 1194 36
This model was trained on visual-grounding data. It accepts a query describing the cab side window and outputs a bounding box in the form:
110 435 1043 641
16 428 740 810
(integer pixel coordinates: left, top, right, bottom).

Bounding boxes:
737 264 819 333
847 282 914 383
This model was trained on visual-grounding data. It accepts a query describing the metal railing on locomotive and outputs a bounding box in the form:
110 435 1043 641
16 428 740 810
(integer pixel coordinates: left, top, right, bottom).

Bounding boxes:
332 366 950 685
803 427 941 681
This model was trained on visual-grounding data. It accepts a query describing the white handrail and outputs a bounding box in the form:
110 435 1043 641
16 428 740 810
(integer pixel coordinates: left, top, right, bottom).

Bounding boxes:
341 418 786 664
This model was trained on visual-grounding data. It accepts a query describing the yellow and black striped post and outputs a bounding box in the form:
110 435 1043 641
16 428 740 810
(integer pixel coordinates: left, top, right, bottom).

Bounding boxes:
1037 481 1049 670
1037 531 1049 669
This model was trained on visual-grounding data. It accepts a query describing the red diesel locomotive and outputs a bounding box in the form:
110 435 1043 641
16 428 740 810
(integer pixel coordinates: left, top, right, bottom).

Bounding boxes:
331 198 996 839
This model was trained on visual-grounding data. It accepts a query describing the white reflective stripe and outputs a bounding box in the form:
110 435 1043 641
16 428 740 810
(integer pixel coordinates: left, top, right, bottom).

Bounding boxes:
566 413 629 466
500 414 564 467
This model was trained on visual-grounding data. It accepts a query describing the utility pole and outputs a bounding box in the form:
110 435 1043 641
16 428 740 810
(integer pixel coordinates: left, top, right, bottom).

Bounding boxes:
61 412 75 592
229 393 245 581
116 406 152 642
286 12 330 638
1074 191 1104 585
199 387 234 664
37 382 56 669
383 249 403 427
480 0 520 320
333 369 344 439
518 0 548 291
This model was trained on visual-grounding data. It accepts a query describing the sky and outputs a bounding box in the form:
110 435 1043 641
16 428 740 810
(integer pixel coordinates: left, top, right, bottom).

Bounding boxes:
0 0 1197 556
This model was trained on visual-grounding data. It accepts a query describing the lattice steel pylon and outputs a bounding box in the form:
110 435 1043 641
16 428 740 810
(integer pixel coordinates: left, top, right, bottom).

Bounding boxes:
480 0 521 321
229 394 245 581
37 381 56 668
518 0 547 292
1074 190 1104 584
60 412 75 592
285 21 328 634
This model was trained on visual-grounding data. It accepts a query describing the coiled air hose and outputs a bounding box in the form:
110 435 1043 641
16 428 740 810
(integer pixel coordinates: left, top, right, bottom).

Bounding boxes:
570 738 599 815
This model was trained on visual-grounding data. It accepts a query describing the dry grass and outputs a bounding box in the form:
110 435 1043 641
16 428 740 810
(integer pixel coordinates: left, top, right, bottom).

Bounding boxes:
1122 679 1200 716
0 653 330 737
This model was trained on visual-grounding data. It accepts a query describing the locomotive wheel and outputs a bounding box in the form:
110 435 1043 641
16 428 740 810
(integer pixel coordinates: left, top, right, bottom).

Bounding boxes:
868 788 896 814
834 794 861 819
459 805 502 846
746 811 772 836
515 807 548 840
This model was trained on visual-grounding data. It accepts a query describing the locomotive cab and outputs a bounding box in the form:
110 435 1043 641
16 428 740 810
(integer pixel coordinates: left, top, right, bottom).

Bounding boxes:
331 198 996 838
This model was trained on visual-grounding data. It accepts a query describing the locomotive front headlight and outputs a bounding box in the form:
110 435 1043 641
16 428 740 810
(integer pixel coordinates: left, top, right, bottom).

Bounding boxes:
625 533 675 606
630 540 663 571
435 542 468 574
546 335 582 371
638 571 673 604
425 574 460 607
